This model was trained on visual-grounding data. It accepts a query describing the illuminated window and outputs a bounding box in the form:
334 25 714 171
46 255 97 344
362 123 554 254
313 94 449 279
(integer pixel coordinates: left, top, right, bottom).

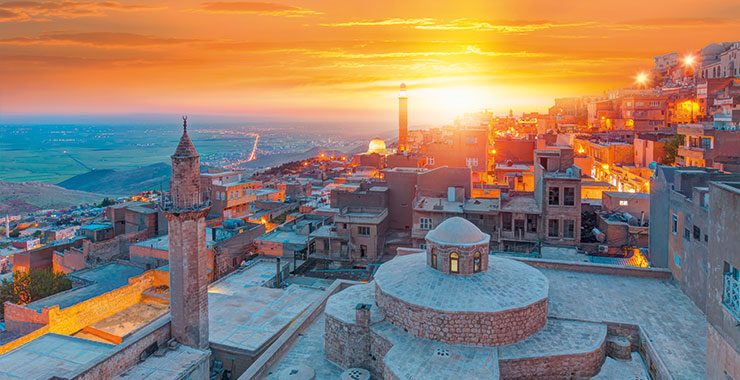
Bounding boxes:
431 248 437 269
474 251 481 273
450 252 459 273
619 200 629 206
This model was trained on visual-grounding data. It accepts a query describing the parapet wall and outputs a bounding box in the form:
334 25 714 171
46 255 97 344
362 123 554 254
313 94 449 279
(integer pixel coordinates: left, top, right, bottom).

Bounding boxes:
499 339 606 379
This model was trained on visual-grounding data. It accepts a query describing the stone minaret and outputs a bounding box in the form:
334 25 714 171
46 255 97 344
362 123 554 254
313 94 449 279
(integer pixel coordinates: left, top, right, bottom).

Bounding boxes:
398 83 408 152
162 116 211 349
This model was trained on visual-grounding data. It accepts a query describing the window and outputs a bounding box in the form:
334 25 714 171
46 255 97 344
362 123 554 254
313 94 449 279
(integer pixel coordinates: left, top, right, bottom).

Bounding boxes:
215 192 221 200
564 220 575 239
526 214 537 233
724 264 740 319
323 239 330 251
426 156 435 166
360 245 367 258
450 252 459 273
619 200 629 206
420 218 433 230
672 213 678 234
563 187 575 206
548 219 559 238
684 228 691 241
674 253 680 267
474 251 481 273
466 136 477 144
693 226 701 241
548 187 560 206
358 226 370 236
420 243 427 250
466 157 479 167
430 248 437 269
502 213 512 231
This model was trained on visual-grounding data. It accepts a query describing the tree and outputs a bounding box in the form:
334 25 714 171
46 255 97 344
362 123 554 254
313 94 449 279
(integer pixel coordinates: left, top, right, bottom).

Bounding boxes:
100 197 115 207
0 270 72 317
663 134 685 166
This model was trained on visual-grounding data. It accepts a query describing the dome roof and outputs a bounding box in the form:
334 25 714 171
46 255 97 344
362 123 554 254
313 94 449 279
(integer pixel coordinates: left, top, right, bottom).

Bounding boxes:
701 42 724 56
368 137 387 154
425 217 489 246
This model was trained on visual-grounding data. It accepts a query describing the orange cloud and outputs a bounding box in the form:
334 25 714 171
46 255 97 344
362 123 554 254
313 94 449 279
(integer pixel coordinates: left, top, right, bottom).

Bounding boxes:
0 1 163 22
194 1 322 16
320 18 435 27
320 17 594 33
0 32 197 47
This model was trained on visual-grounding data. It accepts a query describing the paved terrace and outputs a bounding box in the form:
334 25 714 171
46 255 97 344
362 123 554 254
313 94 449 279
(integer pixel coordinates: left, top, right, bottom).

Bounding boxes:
261 265 704 380
541 268 705 379
25 263 146 312
208 264 323 354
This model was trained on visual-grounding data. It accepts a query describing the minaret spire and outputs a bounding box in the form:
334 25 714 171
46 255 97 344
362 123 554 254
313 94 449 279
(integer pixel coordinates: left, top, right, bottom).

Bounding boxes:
183 115 188 133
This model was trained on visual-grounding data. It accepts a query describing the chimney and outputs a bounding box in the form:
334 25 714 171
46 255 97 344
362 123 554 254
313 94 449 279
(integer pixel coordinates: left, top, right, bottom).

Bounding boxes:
275 257 282 288
355 303 371 327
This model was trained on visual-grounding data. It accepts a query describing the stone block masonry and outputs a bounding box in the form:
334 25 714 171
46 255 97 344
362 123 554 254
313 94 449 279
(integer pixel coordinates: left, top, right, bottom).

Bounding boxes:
375 284 548 346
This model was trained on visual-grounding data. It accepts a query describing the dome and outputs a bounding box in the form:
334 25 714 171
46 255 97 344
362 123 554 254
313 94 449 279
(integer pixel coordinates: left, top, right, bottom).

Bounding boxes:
425 217 489 246
701 42 724 57
368 137 388 155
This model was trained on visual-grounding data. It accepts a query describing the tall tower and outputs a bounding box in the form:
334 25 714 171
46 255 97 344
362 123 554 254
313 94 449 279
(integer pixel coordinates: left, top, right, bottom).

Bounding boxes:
398 83 408 152
162 116 211 350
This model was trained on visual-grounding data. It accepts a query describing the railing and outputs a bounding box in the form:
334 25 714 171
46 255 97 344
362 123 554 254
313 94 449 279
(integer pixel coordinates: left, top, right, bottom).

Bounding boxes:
160 190 211 212
724 274 740 320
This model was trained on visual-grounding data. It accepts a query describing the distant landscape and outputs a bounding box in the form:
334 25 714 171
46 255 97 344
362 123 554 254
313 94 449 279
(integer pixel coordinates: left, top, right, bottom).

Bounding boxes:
0 121 387 212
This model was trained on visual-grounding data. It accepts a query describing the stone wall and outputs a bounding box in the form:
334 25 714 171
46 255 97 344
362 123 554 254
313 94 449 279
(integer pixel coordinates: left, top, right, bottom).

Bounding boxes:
512 257 672 279
498 337 605 380
324 314 370 370
375 285 548 346
707 322 740 380
76 316 173 380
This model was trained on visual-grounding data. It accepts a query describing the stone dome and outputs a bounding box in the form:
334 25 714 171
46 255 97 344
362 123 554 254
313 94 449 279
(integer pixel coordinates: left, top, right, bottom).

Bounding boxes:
701 42 724 56
367 137 388 155
425 217 488 246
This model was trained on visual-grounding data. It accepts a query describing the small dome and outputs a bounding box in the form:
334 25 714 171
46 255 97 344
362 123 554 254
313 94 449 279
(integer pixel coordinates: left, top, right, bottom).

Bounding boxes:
368 137 387 154
701 43 724 57
425 217 488 246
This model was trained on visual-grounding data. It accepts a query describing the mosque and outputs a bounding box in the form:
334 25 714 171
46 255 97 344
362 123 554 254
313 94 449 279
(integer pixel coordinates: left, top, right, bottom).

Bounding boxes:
321 217 612 379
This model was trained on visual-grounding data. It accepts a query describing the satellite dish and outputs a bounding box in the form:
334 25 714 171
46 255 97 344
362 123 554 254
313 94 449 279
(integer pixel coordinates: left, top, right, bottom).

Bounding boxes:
648 161 658 170
506 160 514 167
566 168 574 177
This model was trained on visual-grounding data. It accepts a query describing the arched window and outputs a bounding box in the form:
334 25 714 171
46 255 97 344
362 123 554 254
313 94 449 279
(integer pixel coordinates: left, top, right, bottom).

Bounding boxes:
450 252 459 273
474 251 481 273
431 248 438 269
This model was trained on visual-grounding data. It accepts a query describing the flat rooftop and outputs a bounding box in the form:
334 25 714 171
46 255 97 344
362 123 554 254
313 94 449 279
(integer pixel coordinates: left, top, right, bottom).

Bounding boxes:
257 230 308 245
26 263 146 312
0 333 115 380
132 235 169 251
262 263 705 380
207 262 323 353
113 344 209 380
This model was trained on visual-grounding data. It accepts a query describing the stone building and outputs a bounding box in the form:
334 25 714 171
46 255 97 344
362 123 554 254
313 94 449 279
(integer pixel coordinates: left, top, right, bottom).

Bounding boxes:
321 217 611 379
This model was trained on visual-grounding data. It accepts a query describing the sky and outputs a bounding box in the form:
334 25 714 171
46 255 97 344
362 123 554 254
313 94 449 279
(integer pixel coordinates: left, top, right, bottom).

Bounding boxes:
1 0 740 126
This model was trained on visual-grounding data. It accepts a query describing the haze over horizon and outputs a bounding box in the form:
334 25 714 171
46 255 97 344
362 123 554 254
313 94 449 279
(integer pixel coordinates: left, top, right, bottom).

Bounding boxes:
2 0 740 125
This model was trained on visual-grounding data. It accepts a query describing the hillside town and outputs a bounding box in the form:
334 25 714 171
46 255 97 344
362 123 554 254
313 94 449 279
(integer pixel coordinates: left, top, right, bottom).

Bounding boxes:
1 41 740 380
